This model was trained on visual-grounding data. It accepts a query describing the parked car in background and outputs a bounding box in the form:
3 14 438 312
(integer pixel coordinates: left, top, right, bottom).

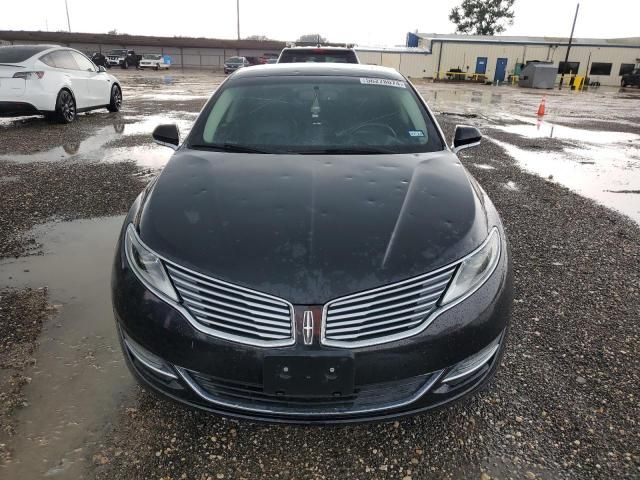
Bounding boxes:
621 68 640 87
112 63 512 423
277 47 360 64
107 49 140 69
0 45 122 123
223 56 249 74
261 53 279 64
139 54 171 70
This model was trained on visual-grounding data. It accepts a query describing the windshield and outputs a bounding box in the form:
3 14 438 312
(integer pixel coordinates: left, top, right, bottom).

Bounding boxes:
278 49 358 64
188 76 444 154
226 57 244 64
143 54 162 60
110 50 128 56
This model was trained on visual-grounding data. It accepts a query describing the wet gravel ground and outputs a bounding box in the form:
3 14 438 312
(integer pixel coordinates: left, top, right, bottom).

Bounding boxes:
0 287 50 464
0 72 638 479
0 160 145 258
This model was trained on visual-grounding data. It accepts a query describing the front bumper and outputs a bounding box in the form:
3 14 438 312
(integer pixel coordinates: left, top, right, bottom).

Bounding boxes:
112 224 512 424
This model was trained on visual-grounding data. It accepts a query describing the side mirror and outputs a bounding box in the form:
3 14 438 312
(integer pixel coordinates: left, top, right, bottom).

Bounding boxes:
98 65 107 73
452 125 482 153
152 124 180 150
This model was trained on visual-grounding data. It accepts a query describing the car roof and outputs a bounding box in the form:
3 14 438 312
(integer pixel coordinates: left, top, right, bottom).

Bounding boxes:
0 44 59 53
282 46 355 51
231 63 405 80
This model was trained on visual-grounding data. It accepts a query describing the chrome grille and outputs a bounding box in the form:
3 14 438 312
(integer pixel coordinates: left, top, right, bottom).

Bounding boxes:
165 263 294 346
323 266 457 347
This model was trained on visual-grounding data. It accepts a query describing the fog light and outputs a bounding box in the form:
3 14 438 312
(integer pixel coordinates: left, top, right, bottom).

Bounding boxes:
123 332 177 379
443 335 501 383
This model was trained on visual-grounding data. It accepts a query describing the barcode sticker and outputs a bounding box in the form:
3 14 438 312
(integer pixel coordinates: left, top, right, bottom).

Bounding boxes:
360 78 406 88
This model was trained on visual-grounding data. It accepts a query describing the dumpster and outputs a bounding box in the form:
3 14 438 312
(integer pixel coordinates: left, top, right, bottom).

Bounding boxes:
519 61 558 89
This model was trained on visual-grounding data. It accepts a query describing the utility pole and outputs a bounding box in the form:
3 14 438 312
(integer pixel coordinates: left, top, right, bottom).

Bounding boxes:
559 3 579 90
236 0 240 40
64 0 71 32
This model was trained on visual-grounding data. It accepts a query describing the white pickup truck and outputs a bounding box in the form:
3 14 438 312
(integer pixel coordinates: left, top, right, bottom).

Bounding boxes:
139 54 171 70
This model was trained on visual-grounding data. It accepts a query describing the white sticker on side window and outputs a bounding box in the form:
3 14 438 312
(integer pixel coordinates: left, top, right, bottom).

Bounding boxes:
360 78 406 88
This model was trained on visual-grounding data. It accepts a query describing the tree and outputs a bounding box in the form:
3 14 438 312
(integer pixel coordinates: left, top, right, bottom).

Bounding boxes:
449 0 515 36
107 29 118 35
297 34 327 44
245 35 272 41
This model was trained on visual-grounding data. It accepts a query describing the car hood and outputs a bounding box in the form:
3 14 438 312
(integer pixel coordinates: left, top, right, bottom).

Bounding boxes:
138 150 490 304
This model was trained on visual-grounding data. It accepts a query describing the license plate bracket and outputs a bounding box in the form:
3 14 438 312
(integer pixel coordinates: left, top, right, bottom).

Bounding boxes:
263 354 354 397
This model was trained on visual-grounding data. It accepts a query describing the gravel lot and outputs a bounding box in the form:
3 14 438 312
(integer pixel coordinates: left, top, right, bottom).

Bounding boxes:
0 71 638 479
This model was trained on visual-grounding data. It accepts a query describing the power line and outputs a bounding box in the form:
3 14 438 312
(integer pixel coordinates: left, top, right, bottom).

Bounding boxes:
559 3 580 90
64 0 71 32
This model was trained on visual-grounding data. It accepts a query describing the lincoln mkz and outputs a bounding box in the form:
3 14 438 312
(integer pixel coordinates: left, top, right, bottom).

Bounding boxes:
112 63 513 423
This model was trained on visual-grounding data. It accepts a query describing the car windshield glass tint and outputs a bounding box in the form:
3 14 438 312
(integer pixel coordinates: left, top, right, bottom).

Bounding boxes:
0 46 50 63
111 50 127 55
226 58 243 64
143 54 162 60
190 76 444 154
279 50 357 63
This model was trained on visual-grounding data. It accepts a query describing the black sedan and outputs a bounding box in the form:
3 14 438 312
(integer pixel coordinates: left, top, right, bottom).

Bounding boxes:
112 63 513 423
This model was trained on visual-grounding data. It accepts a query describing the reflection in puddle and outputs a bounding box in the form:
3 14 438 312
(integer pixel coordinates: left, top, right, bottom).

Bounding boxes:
494 117 640 144
472 163 496 170
139 93 209 101
103 145 173 168
0 115 193 169
490 137 640 223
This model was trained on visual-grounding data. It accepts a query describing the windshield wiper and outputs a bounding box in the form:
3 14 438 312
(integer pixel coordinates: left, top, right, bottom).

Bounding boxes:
298 147 396 155
190 143 279 154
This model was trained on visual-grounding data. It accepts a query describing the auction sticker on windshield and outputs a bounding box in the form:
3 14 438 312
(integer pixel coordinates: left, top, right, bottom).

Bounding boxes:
359 78 406 88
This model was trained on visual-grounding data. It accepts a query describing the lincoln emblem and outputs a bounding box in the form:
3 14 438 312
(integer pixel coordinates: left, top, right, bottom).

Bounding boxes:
303 310 314 345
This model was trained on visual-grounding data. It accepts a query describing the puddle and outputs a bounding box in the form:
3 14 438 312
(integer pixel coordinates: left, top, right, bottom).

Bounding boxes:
102 145 173 168
472 163 496 170
0 115 193 169
0 175 20 184
0 216 133 479
139 93 210 101
490 137 640 223
504 181 519 191
494 118 640 144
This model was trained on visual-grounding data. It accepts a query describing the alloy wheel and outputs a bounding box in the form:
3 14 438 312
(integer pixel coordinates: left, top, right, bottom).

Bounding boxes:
60 91 75 122
113 86 122 109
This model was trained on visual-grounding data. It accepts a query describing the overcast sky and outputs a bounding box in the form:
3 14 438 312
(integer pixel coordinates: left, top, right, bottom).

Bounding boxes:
3 0 639 46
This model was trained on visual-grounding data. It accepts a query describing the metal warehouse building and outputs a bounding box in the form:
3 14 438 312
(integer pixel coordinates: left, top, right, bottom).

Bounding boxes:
0 30 284 69
358 33 640 86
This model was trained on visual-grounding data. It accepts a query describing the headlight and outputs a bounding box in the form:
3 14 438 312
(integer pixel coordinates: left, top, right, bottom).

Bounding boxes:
441 228 501 305
124 224 178 301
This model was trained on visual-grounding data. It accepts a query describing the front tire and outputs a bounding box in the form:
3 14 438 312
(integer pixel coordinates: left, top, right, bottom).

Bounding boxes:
122 60 128 70
54 89 76 123
107 84 122 112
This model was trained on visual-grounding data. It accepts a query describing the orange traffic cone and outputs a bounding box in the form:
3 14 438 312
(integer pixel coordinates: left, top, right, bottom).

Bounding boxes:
537 97 546 117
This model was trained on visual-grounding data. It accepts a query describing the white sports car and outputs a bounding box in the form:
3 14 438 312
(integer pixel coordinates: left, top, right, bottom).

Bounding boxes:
0 44 122 123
